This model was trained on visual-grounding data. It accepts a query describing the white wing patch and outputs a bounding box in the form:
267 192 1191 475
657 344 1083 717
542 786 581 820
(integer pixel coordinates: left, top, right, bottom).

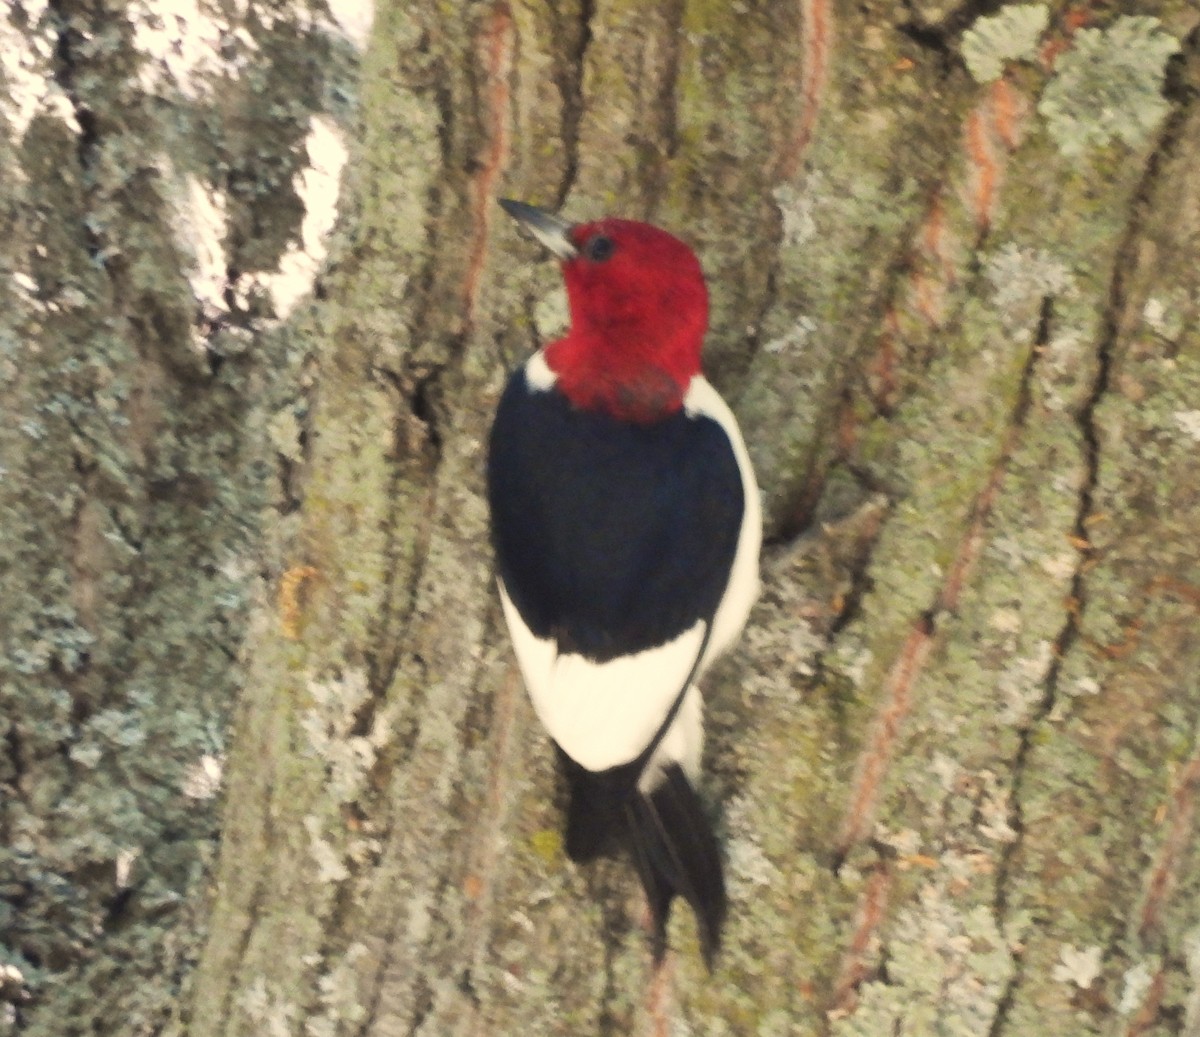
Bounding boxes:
499 583 706 772
683 376 763 665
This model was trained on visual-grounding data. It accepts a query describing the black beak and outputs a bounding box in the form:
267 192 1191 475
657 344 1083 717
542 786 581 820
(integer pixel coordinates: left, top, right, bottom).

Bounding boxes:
499 199 578 260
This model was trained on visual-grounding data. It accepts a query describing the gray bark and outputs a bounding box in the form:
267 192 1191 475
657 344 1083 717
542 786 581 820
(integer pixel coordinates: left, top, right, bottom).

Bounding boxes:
3 1 1200 1035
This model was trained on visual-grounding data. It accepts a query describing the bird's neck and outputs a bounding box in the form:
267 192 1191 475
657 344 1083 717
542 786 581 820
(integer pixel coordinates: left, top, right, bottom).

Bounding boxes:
544 328 701 424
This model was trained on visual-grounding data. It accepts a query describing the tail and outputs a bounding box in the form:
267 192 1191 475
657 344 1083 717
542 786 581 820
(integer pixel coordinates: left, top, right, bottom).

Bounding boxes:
558 751 727 967
624 763 724 969
624 765 727 968
557 746 629 862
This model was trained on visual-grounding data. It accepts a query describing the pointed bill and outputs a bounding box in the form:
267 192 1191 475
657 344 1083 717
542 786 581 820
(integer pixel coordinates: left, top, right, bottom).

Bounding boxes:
499 198 578 260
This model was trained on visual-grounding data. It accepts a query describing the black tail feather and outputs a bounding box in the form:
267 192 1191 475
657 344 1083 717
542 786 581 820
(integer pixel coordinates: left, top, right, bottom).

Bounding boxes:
625 764 727 969
558 750 727 966
559 746 628 862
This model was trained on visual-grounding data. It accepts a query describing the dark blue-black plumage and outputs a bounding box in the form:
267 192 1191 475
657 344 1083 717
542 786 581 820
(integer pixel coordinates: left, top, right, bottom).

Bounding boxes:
487 367 744 664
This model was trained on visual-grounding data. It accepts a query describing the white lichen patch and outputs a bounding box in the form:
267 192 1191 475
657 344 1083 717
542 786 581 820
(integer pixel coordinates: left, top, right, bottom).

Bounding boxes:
302 667 383 804
1038 550 1077 582
1039 17 1180 157
725 836 781 898
1184 929 1200 1033
533 286 569 340
325 0 375 51
1039 329 1088 410
1053 943 1103 989
773 180 819 249
234 0 374 50
115 846 140 888
763 314 819 356
988 607 1022 636
1143 296 1168 333
304 815 350 883
0 0 79 141
1044 329 1084 370
268 406 305 462
239 976 298 1037
985 244 1074 340
873 826 920 857
930 753 960 791
132 0 257 99
740 566 827 691
724 794 782 899
1172 410 1200 444
157 163 229 345
10 271 37 300
1118 959 1155 1014
180 175 228 310
997 640 1053 724
961 4 1050 84
1140 294 1193 343
988 533 1028 569
975 771 1017 843
834 642 874 688
834 881 1014 1037
1186 926 1200 981
181 752 225 799
306 941 369 1037
256 115 348 320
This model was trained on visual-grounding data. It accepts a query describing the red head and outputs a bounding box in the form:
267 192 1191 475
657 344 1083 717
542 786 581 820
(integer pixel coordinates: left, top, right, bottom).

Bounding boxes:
500 201 709 423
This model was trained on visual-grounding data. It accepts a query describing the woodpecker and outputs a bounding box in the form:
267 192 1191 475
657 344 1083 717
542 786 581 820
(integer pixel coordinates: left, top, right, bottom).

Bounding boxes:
487 199 761 965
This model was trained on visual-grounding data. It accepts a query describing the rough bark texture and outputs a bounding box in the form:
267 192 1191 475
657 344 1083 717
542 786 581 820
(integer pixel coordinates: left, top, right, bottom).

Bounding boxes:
3 1 1200 1035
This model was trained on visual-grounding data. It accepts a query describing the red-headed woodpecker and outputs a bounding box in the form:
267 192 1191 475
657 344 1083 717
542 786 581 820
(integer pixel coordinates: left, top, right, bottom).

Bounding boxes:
487 199 761 965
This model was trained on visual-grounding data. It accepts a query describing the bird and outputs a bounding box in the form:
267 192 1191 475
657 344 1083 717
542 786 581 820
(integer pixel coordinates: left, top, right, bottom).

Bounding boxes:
486 198 761 966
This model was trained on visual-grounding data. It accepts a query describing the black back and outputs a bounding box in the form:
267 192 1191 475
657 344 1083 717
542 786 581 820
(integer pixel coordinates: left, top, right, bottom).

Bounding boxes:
487 368 744 662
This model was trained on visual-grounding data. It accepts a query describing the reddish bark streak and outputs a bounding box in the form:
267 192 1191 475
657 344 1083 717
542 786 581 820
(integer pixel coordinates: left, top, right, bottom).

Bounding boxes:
990 78 1021 152
1138 754 1200 938
836 624 932 856
1041 6 1095 68
783 0 833 176
867 308 901 411
837 406 1026 858
913 270 943 325
965 106 998 234
829 865 893 1016
920 194 948 270
827 412 1029 1028
1147 574 1200 609
834 62 1040 865
645 954 675 1037
464 3 514 330
938 439 1013 614
880 76 1034 402
910 194 953 328
964 78 1032 235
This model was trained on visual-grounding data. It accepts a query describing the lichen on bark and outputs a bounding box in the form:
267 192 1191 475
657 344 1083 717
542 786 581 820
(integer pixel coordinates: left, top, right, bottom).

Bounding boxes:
4 1 1200 1036
0 0 366 1032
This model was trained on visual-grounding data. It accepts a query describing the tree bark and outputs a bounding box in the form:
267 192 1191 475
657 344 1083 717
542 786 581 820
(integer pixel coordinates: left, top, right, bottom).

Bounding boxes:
3 1 1200 1035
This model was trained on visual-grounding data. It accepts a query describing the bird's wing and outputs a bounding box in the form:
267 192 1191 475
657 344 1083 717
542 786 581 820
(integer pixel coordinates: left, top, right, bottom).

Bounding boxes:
500 582 706 772
488 368 745 657
488 366 746 772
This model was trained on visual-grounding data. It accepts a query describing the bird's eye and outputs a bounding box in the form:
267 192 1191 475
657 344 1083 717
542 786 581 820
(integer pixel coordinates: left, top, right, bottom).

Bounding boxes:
584 235 615 262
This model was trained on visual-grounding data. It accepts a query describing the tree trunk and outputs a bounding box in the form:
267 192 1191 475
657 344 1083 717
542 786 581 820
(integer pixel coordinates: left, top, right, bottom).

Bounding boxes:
4 1 1200 1035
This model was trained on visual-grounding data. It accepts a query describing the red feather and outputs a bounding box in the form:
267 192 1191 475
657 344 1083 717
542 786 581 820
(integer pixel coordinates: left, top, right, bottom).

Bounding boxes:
544 219 708 423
